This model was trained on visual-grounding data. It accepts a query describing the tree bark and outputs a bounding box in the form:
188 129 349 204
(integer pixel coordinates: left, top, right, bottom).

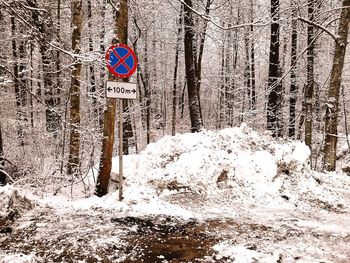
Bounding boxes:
0 123 5 185
183 0 201 132
244 28 251 113
25 0 61 135
289 3 298 138
304 0 316 149
11 16 26 146
96 0 129 196
98 0 107 129
219 30 226 128
195 0 211 127
142 30 151 144
67 0 83 176
267 0 282 137
117 0 133 155
87 0 97 114
250 0 256 111
323 0 350 171
172 7 183 136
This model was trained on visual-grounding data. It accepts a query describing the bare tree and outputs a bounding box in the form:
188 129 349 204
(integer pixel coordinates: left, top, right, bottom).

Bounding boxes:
184 0 202 132
0 123 5 185
304 0 317 149
267 0 282 137
172 7 183 136
323 0 350 171
288 2 298 138
87 0 97 116
96 0 129 196
67 0 83 176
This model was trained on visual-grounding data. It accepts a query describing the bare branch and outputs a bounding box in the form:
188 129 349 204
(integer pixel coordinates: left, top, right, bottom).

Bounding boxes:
297 16 339 43
176 0 270 30
107 0 119 12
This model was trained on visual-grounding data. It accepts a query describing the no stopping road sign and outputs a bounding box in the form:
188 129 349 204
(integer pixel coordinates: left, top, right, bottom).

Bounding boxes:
105 43 137 79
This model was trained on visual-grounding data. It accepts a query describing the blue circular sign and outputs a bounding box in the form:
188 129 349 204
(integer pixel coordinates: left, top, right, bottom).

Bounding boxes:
105 44 137 78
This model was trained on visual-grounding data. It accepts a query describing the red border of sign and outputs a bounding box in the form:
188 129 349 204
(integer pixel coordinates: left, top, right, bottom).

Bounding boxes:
105 43 138 78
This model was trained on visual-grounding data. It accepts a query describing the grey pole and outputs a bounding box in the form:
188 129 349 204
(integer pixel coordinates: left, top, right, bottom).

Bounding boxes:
119 99 124 201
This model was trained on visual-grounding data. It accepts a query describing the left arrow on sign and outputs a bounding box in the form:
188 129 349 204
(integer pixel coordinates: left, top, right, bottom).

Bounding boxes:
106 81 137 99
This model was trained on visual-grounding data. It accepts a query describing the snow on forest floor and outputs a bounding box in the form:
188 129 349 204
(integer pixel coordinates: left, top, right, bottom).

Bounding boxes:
1 124 350 262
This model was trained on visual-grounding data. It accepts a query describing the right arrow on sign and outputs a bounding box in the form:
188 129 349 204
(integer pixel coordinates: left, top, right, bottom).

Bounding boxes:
105 81 138 100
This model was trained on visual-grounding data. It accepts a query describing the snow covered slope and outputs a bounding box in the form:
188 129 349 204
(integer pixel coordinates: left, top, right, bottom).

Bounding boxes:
106 124 349 215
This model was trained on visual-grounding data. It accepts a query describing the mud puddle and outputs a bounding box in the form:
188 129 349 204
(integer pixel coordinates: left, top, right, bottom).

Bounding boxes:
112 216 218 263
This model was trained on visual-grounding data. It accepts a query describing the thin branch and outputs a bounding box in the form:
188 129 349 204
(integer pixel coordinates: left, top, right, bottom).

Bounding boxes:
297 16 339 43
176 0 270 30
19 3 51 15
0 169 15 183
107 0 119 12
341 85 350 151
0 65 48 108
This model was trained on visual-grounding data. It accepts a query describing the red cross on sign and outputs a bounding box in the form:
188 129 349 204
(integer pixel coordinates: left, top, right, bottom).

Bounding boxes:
105 44 137 78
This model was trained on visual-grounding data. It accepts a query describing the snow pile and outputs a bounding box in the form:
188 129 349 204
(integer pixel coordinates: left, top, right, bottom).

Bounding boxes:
49 124 349 214
0 185 33 222
111 124 347 210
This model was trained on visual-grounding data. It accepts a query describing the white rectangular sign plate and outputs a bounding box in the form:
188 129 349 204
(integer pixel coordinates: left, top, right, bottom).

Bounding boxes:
106 81 137 99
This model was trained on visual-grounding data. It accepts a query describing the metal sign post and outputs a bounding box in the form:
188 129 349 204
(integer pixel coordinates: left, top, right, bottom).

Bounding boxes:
105 43 138 201
119 100 123 201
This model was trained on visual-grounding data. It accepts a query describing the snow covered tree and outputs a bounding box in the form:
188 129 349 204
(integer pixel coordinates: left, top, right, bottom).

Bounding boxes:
96 0 129 197
0 123 5 185
304 0 318 150
288 1 298 138
267 0 282 137
184 0 202 132
67 0 83 176
323 0 350 171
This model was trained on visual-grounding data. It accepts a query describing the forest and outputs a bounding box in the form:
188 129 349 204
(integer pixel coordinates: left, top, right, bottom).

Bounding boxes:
0 0 349 187
1 0 350 262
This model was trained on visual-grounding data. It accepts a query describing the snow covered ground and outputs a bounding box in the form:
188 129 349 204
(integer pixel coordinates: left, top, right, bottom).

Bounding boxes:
1 125 350 262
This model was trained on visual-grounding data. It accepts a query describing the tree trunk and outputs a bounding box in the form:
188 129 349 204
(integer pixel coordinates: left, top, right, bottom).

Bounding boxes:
143 31 151 144
67 0 83 176
183 0 201 133
172 7 183 136
96 0 129 196
304 0 316 149
267 0 282 137
230 22 238 126
56 0 62 131
96 98 116 196
25 0 62 136
219 30 226 128
98 0 107 129
11 16 25 146
195 0 211 127
289 3 298 138
244 28 251 112
250 0 256 111
216 32 226 129
117 0 133 155
0 123 5 185
323 0 350 171
87 0 97 115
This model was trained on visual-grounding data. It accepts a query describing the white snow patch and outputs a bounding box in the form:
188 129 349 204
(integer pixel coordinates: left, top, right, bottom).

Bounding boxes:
0 253 38 263
213 241 280 262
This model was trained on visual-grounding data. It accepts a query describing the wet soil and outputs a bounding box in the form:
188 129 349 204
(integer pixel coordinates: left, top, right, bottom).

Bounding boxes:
1 206 350 262
112 216 217 262
0 210 219 263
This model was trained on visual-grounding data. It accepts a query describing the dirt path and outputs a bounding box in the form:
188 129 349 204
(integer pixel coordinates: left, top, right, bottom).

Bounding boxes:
1 202 350 263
